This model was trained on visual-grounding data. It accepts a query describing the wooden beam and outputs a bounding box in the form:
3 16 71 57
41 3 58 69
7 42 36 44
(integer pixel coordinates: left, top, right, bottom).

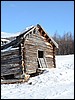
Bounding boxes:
46 38 50 42
44 33 47 37
1 55 21 61
40 29 43 35
1 68 22 77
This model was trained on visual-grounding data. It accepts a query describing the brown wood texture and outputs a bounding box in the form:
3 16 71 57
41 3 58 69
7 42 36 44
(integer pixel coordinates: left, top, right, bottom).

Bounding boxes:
1 47 22 76
24 30 55 74
1 26 56 77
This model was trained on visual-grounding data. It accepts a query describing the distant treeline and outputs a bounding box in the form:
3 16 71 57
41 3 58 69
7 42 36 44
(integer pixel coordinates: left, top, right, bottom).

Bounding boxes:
52 32 74 55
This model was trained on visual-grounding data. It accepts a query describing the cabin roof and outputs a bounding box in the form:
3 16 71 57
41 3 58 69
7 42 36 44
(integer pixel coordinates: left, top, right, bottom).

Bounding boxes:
1 24 58 50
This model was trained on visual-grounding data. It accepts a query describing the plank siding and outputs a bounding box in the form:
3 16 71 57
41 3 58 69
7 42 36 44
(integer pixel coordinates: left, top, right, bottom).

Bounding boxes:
1 49 19 57
25 46 37 74
1 68 21 76
1 48 22 77
24 31 54 74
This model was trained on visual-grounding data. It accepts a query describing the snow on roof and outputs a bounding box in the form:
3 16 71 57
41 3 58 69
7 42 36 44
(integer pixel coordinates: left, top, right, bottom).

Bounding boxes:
25 25 34 30
1 32 21 38
1 38 10 42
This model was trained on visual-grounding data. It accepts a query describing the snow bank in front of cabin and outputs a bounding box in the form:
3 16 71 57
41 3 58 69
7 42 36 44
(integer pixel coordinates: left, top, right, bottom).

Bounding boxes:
1 54 74 99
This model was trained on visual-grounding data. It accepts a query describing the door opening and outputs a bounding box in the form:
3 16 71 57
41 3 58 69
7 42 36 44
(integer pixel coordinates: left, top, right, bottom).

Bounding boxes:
37 50 47 68
38 50 44 58
38 50 44 68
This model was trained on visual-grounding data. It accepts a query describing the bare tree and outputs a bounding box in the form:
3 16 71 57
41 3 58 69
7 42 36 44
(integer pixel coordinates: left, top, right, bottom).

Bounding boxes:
52 32 74 55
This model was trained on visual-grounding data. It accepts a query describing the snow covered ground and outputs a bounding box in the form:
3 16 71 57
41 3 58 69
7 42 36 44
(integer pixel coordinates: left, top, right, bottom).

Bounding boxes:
1 54 74 99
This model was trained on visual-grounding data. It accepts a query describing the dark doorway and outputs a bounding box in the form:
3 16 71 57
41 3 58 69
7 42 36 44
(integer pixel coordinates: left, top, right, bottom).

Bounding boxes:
38 50 44 58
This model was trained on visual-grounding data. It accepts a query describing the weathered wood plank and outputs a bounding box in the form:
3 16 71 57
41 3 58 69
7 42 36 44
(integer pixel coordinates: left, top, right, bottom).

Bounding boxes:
45 49 53 53
1 67 21 72
25 52 37 56
1 55 21 61
45 57 53 61
1 79 27 84
1 68 22 76
25 60 38 65
1 55 21 60
25 43 53 50
25 57 37 62
1 58 22 64
26 69 36 74
25 39 45 46
47 64 54 68
32 34 45 40
46 61 54 64
1 49 19 57
45 55 53 58
25 35 51 45
1 64 20 70
25 51 37 54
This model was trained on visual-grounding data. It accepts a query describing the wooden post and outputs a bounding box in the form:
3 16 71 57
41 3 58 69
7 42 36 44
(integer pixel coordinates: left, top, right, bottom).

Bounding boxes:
53 45 56 68
19 44 23 73
21 43 25 75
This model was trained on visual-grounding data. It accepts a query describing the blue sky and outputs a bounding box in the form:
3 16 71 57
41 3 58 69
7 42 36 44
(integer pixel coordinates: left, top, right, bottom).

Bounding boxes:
1 1 74 37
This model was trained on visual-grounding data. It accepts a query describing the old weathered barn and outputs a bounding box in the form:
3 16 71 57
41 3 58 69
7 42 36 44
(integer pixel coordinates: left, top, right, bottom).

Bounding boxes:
1 24 58 79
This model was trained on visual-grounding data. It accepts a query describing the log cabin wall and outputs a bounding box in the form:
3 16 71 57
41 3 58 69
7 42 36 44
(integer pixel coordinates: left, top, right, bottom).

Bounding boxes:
24 28 55 74
1 47 22 79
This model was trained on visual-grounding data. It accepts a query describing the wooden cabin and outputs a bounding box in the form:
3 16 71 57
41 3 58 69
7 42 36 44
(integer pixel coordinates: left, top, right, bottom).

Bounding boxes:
1 24 58 79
